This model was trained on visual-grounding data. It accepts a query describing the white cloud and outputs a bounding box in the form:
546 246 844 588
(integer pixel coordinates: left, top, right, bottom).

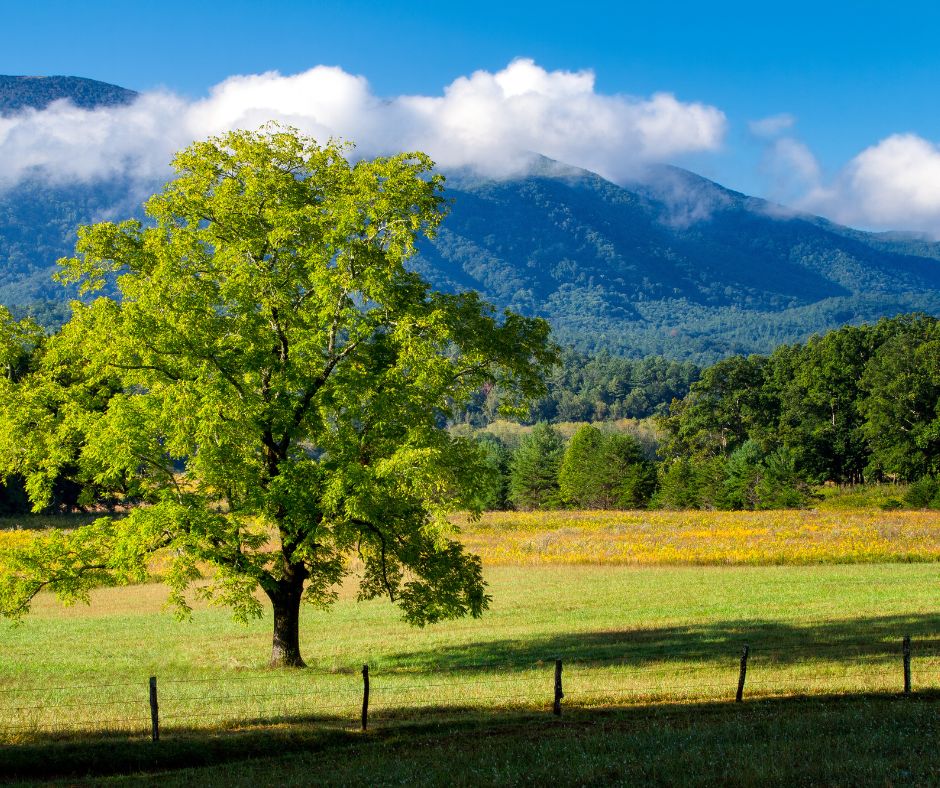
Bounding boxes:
772 137 821 184
0 59 727 189
748 113 796 139
758 136 822 207
802 133 940 234
749 118 940 234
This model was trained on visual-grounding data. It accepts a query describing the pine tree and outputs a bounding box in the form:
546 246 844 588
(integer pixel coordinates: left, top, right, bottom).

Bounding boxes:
508 422 564 510
558 425 606 507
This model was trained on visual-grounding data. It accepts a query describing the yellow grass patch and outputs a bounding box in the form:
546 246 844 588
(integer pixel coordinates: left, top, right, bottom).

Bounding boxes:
5 509 940 572
456 509 940 566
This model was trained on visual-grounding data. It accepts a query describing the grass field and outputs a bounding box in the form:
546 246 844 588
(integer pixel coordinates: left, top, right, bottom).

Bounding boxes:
459 508 940 565
2 508 940 783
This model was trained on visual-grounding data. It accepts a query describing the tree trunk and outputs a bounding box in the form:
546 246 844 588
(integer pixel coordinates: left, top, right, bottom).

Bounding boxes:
266 571 307 668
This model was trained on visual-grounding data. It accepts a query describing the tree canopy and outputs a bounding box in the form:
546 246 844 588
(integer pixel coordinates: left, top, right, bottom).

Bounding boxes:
657 313 940 488
0 127 557 666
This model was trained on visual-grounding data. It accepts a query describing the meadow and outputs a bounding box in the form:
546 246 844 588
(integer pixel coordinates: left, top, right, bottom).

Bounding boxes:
2 507 940 784
459 508 940 565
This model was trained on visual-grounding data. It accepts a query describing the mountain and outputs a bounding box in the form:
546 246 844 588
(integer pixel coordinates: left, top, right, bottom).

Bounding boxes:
0 75 136 114
1 77 939 363
410 160 940 361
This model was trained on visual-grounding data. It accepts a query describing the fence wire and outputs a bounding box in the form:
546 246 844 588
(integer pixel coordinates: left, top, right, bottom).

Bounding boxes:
1 637 935 742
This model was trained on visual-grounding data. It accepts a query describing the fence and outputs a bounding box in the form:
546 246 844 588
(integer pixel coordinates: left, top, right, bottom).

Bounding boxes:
2 634 938 743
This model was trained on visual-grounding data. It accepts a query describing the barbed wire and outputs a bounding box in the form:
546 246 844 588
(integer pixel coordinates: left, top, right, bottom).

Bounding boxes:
0 716 149 731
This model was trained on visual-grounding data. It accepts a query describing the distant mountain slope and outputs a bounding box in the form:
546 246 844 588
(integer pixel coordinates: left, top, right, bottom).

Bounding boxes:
0 75 137 114
1 77 939 363
410 161 940 360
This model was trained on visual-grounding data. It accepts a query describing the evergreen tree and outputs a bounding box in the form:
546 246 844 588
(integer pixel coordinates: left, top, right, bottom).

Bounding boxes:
559 427 655 509
473 435 512 511
558 425 606 508
602 433 656 509
652 458 702 510
508 422 564 510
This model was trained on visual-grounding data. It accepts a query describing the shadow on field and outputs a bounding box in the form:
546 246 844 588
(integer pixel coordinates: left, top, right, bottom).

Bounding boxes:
382 613 940 672
3 692 940 783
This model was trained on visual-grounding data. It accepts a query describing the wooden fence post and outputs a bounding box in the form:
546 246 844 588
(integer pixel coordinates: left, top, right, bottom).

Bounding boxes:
553 659 563 716
149 676 159 742
903 635 912 695
736 645 749 703
361 664 370 731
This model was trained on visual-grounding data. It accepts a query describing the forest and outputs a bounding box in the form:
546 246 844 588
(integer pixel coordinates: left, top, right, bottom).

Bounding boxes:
466 313 940 512
3 311 938 515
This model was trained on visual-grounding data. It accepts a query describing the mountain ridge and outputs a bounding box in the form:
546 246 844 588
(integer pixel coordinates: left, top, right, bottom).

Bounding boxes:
1 76 938 363
0 75 137 115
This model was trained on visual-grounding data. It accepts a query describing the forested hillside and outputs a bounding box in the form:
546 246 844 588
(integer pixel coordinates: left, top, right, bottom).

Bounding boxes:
0 75 136 114
412 162 940 361
456 349 699 425
1 77 940 363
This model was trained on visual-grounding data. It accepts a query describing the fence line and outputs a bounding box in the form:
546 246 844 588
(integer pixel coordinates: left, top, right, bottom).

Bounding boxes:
2 633 932 743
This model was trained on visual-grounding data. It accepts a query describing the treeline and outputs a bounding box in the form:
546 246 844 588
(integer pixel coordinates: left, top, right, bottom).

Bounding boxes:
472 423 657 511
655 312 940 509
455 349 699 426
474 313 940 512
5 311 939 515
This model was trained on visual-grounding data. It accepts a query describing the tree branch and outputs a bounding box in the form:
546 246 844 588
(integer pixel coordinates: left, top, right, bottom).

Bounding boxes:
275 335 366 455
350 517 397 601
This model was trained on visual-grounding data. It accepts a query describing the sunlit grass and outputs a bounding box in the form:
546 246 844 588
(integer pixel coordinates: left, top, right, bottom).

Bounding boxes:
1 561 939 745
457 509 940 565
2 504 940 788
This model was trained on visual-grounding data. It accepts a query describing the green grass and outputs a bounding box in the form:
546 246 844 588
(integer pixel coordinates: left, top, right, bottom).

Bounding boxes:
2 562 940 782
1 695 938 786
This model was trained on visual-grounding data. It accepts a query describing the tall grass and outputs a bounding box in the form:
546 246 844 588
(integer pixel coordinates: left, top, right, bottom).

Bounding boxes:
458 509 940 565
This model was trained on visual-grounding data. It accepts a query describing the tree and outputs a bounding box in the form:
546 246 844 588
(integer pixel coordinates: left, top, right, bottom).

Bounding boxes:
470 435 512 511
657 355 773 460
859 314 940 480
602 433 656 509
768 327 873 484
0 127 556 667
722 440 809 510
558 427 654 509
558 425 606 507
508 422 564 510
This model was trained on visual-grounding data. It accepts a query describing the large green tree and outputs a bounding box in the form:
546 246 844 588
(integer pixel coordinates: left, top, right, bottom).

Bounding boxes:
657 354 774 460
768 326 873 484
859 314 940 480
0 127 556 667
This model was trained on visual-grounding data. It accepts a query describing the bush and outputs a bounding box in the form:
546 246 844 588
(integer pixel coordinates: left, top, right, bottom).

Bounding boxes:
905 477 940 509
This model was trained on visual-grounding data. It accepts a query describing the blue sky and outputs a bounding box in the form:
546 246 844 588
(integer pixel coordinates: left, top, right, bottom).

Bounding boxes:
4 0 940 232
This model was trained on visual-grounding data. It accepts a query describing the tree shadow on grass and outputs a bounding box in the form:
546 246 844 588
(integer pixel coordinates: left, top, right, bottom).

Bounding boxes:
377 612 940 673
4 691 940 783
